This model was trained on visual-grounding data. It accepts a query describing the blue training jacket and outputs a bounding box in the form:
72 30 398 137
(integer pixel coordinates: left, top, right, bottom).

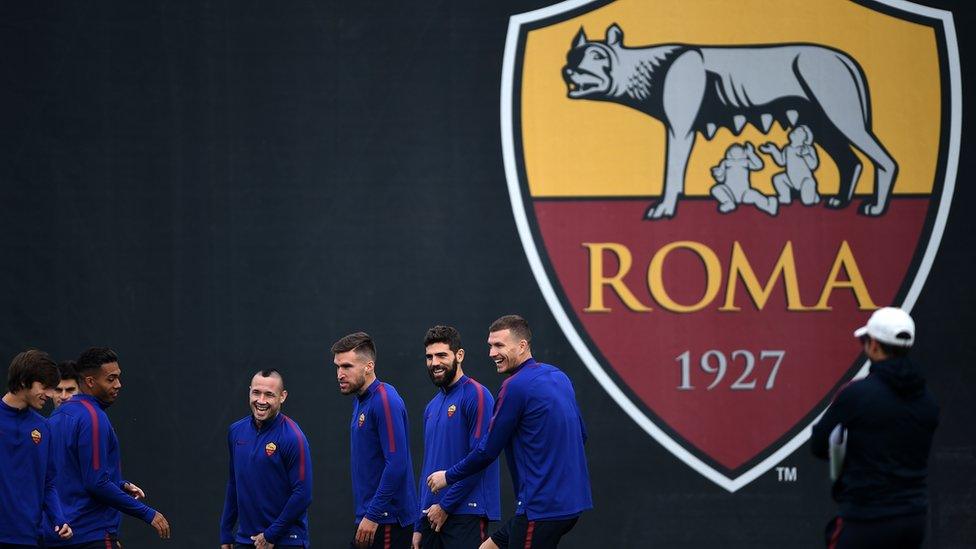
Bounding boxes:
446 358 593 521
416 375 500 531
47 394 157 545
350 379 417 527
0 399 65 545
220 412 313 546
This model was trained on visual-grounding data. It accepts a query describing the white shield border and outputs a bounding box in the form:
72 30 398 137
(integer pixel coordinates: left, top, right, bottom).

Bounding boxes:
500 0 961 492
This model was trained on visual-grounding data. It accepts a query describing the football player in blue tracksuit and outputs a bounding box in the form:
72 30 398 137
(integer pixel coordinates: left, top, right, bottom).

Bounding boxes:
48 347 170 548
0 350 73 547
428 315 592 549
220 369 313 548
333 332 417 549
414 326 500 549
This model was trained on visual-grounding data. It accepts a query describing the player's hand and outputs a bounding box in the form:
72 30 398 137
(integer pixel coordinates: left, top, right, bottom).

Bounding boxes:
356 517 379 548
759 143 775 154
250 532 274 549
54 523 73 539
412 531 422 549
150 511 171 539
426 504 448 532
480 538 501 549
220 545 233 549
123 481 146 500
426 470 448 493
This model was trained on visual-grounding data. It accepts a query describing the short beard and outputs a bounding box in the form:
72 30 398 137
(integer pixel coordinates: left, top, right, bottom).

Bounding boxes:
429 358 460 388
344 371 368 395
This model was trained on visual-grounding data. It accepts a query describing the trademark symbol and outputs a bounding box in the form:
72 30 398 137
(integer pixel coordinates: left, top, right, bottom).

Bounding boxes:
775 466 797 482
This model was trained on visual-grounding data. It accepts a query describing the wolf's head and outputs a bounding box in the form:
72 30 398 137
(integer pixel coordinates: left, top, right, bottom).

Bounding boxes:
562 24 624 99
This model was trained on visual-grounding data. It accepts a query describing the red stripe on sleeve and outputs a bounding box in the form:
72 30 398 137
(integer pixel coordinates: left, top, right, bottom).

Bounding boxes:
488 382 509 433
283 416 306 481
383 524 391 549
472 380 486 439
79 400 101 470
377 384 397 452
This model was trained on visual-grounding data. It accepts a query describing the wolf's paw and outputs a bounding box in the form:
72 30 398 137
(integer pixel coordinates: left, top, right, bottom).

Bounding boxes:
644 200 676 220
825 197 848 210
858 200 886 217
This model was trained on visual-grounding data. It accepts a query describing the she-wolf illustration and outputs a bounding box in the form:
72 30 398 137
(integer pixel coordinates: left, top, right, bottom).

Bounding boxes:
562 24 898 220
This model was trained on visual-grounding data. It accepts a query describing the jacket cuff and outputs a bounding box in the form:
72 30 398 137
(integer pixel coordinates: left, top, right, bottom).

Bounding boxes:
445 468 459 485
439 496 460 515
365 509 385 523
141 505 158 524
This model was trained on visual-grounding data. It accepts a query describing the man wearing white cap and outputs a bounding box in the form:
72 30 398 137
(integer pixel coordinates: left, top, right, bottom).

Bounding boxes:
811 307 939 549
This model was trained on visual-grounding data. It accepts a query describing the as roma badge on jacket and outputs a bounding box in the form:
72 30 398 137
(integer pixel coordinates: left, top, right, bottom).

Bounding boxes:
30 429 41 444
358 413 366 428
265 442 277 457
447 404 457 418
502 0 960 492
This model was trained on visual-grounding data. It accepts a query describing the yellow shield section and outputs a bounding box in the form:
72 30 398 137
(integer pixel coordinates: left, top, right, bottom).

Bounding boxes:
521 0 941 198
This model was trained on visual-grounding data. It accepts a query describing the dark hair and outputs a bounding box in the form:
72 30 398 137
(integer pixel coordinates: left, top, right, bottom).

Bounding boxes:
489 315 532 344
57 360 81 384
878 340 911 358
331 332 376 361
7 349 60 391
254 368 285 390
76 347 119 376
861 335 911 359
424 325 462 353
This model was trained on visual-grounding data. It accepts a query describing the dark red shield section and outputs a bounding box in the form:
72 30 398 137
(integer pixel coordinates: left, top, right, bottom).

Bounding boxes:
533 198 930 472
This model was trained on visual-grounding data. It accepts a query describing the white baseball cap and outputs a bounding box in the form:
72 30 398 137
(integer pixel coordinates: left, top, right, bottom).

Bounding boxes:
853 307 915 347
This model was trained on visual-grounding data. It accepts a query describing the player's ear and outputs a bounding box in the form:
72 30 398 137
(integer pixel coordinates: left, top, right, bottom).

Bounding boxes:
280 390 287 403
456 348 465 364
606 23 623 46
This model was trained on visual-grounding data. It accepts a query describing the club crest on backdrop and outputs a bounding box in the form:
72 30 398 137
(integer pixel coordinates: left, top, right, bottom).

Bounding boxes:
501 0 960 491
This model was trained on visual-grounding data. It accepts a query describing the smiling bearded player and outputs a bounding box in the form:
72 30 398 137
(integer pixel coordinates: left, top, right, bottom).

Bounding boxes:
414 326 500 549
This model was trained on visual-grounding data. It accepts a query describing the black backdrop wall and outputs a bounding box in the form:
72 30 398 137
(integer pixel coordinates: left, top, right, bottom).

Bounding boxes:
0 1 973 547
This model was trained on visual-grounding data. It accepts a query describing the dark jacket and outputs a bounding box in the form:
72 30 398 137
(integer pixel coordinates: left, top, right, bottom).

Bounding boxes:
446 358 592 521
811 356 939 520
349 380 417 527
48 394 157 545
0 399 65 545
220 413 313 546
416 375 500 532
